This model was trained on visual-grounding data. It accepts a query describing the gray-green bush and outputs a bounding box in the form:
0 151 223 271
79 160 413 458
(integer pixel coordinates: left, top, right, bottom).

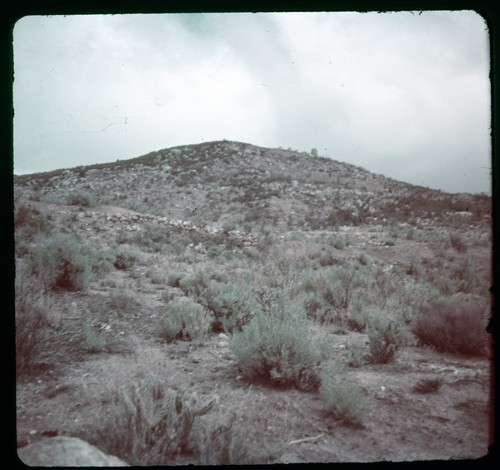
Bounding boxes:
27 234 92 291
113 248 137 271
347 298 374 332
193 415 262 465
93 378 215 466
202 281 258 333
319 365 368 426
367 316 406 364
15 265 54 377
67 190 96 207
159 301 211 342
230 291 327 390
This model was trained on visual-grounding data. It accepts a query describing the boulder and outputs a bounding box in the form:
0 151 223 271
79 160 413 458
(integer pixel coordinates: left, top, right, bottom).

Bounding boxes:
17 436 128 467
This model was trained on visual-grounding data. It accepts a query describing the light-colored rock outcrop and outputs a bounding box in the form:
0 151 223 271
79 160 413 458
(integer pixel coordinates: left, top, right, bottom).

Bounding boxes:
17 436 128 467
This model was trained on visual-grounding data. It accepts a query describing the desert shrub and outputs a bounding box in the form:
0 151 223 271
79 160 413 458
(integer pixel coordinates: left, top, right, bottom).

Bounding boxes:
193 415 260 465
344 343 367 368
367 316 406 364
115 230 133 244
412 377 443 394
15 266 54 377
333 239 345 250
178 269 214 299
300 291 326 322
202 281 259 333
177 268 257 333
406 257 423 278
131 223 172 253
296 265 367 324
14 203 52 250
124 201 164 216
81 316 107 353
347 299 374 332
70 301 109 353
88 249 115 278
14 203 47 230
230 291 326 390
222 221 236 234
94 378 215 466
14 203 31 226
319 365 368 426
452 260 486 296
372 267 398 309
398 305 415 324
167 272 184 288
318 251 338 267
321 263 367 312
114 248 137 270
358 253 369 266
159 301 211 342
107 291 141 318
27 234 91 291
449 232 467 253
67 190 96 207
412 299 489 356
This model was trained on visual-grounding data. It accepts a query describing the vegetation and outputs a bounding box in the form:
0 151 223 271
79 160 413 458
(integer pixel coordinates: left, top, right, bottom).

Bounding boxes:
93 378 215 466
412 378 443 394
230 290 327 390
67 190 96 207
14 203 52 255
159 301 211 342
27 234 92 291
319 364 368 426
412 299 489 357
15 264 55 377
113 248 137 271
367 316 407 364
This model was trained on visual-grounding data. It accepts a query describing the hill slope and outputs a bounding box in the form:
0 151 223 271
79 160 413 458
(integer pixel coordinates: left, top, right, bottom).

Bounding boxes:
14 140 492 464
14 140 490 231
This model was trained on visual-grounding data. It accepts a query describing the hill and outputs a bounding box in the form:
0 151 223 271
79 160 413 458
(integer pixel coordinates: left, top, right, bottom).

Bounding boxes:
14 140 492 464
14 140 490 230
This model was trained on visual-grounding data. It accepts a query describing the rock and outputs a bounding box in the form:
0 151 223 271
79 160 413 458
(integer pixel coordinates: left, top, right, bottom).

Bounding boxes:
17 436 129 467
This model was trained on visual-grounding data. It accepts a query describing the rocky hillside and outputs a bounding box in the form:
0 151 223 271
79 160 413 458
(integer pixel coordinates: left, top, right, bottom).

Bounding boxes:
14 140 490 232
14 140 492 464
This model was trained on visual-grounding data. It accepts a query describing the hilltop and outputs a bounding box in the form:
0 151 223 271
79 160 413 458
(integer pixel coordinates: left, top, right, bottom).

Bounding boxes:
14 140 492 464
14 140 490 231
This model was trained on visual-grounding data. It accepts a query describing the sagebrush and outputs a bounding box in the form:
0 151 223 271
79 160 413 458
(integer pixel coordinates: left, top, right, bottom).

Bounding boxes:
319 365 368 426
27 234 92 291
159 301 211 342
92 378 215 465
230 290 327 390
412 299 489 356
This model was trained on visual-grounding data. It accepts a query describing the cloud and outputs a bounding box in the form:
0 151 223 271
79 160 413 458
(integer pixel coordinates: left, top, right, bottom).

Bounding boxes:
13 11 490 193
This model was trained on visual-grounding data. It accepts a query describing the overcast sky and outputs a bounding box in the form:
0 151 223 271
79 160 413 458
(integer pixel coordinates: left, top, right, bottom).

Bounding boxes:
13 11 491 194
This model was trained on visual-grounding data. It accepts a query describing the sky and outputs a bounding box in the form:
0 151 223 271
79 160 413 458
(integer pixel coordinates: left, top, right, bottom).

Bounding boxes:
13 11 491 194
